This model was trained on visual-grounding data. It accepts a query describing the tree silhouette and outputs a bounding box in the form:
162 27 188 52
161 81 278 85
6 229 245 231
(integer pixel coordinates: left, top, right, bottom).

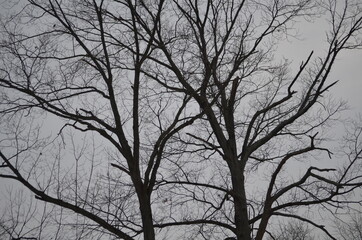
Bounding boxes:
266 220 315 240
1 1 362 240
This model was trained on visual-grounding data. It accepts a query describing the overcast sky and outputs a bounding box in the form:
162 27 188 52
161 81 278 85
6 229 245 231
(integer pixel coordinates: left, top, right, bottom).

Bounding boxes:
277 17 362 114
0 1 361 239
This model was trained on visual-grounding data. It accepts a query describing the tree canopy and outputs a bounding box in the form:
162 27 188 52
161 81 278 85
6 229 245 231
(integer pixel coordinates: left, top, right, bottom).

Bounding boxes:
0 1 362 240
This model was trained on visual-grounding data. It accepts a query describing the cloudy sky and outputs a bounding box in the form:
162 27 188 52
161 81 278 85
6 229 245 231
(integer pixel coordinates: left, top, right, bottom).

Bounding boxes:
278 17 362 114
0 1 361 239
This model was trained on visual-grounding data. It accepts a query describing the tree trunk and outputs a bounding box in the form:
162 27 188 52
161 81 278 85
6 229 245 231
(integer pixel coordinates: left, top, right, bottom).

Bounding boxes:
230 162 251 240
254 211 271 240
139 192 155 240
132 172 155 240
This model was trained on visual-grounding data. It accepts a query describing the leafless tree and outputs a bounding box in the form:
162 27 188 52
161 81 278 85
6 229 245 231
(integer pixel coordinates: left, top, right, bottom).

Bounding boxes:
329 117 362 240
1 1 362 240
0 189 55 240
334 213 362 240
266 220 315 240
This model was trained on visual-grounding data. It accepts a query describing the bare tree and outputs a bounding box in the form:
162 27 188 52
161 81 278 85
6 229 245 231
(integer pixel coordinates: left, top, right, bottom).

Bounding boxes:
0 0 362 240
330 117 362 240
266 220 315 240
334 213 362 240
0 189 56 240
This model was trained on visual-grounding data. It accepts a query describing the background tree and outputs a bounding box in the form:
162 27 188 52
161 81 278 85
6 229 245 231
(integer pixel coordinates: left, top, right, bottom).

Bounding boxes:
266 220 315 240
330 117 362 240
1 0 362 240
0 190 41 240
334 213 362 240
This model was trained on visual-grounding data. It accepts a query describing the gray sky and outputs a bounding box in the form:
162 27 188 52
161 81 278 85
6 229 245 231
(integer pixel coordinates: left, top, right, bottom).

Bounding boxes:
0 1 361 239
277 17 362 114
